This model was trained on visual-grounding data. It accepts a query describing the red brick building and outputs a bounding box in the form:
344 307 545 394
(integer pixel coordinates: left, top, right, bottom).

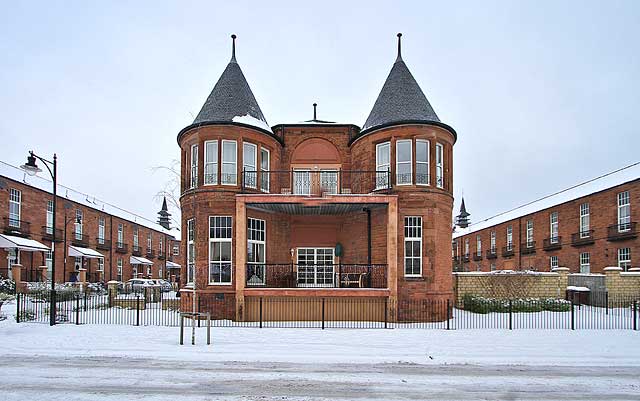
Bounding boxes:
177 34 457 321
0 160 181 284
452 164 640 273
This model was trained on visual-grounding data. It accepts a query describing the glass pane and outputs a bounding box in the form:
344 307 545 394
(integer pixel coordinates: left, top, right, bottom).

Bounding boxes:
397 141 411 162
416 141 428 162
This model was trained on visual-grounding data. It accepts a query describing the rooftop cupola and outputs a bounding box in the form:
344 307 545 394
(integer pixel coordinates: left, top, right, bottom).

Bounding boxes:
157 196 171 230
190 34 271 133
361 33 444 134
455 197 471 229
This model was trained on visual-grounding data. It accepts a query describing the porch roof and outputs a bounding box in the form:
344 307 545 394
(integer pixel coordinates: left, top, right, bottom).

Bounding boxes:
0 234 50 252
246 202 387 215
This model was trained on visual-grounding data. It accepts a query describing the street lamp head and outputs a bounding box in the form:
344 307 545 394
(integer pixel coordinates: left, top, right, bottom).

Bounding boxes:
20 152 42 176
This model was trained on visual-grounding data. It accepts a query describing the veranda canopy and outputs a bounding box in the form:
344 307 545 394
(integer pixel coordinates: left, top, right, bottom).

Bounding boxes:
130 256 153 265
165 261 181 269
68 246 104 259
0 234 50 252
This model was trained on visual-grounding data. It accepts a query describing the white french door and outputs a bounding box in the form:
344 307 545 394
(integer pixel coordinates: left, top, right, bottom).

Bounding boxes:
297 247 335 287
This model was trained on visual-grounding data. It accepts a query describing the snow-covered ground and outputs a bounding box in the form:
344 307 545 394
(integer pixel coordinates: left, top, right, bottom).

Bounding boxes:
1 300 639 400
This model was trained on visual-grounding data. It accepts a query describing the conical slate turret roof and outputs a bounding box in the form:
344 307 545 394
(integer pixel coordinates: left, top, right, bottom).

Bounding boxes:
362 33 440 133
192 35 270 130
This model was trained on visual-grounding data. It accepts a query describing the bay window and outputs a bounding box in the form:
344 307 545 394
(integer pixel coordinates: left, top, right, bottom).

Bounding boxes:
209 216 232 284
416 139 429 185
396 140 412 185
222 140 237 185
204 140 218 185
376 142 390 189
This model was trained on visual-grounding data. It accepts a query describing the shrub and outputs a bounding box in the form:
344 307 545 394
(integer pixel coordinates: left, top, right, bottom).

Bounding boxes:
462 294 571 313
0 275 16 295
0 293 15 302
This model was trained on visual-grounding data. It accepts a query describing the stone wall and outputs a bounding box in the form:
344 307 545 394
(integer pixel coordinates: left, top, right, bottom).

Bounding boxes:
604 266 640 299
453 267 570 305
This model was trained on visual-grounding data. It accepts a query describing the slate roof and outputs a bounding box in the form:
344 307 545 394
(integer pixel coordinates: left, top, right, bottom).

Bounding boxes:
192 36 269 129
362 34 441 133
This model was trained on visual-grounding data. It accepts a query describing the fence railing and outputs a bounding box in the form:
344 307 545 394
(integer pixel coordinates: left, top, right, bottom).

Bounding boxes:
240 170 392 195
245 263 388 288
14 290 640 330
2 217 31 237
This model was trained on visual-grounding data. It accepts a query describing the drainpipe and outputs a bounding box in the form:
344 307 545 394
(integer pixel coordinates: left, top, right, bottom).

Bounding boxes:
364 208 372 265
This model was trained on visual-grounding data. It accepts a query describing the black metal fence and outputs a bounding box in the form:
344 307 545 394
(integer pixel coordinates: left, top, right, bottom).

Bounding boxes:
14 290 640 330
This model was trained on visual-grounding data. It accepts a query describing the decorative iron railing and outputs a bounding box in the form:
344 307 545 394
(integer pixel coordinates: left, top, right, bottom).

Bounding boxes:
245 263 387 288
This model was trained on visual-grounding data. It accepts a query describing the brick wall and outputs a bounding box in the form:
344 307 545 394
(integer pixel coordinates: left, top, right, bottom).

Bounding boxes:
0 175 178 284
454 180 640 273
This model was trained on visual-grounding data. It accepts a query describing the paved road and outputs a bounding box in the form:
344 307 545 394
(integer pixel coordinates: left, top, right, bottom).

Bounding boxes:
1 356 639 400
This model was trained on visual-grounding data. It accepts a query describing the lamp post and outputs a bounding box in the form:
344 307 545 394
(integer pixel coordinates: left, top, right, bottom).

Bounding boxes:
21 151 57 326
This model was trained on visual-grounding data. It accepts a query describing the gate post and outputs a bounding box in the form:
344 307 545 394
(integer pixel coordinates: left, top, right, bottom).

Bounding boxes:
321 298 325 330
634 301 637 331
384 298 388 329
446 299 451 330
136 295 140 326
570 301 575 330
75 294 80 325
49 289 57 326
16 293 21 323
259 297 263 328
508 299 513 330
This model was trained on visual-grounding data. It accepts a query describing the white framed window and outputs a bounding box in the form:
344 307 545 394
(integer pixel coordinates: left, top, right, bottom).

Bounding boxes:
404 216 422 276
617 191 631 231
209 216 232 284
159 236 163 253
8 188 21 227
146 266 151 276
319 169 339 194
190 144 198 189
204 140 218 185
416 139 429 185
550 256 559 270
293 169 311 195
260 147 270 193
159 268 163 278
490 263 496 271
187 218 195 285
526 220 534 247
580 252 590 273
297 247 335 286
579 203 590 237
476 235 482 256
247 218 266 285
435 143 444 188
396 140 412 185
550 212 558 243
618 248 631 271
98 217 105 244
173 244 179 256
221 140 237 185
464 238 469 257
147 232 152 252
243 142 257 189
132 264 138 278
46 200 54 235
117 223 124 247
133 226 139 249
376 142 391 189
97 258 104 272
75 209 83 240
45 249 53 280
117 258 123 281
490 230 496 252
506 225 513 250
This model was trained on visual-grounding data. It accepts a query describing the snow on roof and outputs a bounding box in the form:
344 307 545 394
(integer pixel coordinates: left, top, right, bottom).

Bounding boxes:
0 160 176 238
232 114 273 133
453 162 640 239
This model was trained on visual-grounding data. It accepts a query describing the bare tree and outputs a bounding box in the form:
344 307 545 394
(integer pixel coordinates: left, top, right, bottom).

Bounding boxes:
151 159 181 226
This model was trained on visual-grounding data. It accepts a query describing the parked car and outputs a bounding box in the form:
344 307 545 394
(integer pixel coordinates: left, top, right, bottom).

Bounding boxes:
124 279 156 293
151 279 172 293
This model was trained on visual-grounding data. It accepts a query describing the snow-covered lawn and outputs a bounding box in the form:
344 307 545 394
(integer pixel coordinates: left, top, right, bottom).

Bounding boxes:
1 300 639 400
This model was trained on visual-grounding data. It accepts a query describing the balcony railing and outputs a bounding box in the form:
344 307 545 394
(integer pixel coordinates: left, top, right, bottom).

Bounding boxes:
71 232 89 247
462 254 470 262
520 241 536 255
245 263 387 289
571 230 595 247
473 253 482 261
41 226 63 242
607 222 637 241
240 170 392 196
502 246 515 257
486 249 497 259
146 249 155 258
96 238 111 250
157 251 166 260
2 217 31 237
115 242 128 253
132 245 143 256
543 236 562 251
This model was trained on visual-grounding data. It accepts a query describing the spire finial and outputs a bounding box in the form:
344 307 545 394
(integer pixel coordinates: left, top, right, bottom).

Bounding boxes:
396 32 403 62
230 34 237 62
313 103 317 120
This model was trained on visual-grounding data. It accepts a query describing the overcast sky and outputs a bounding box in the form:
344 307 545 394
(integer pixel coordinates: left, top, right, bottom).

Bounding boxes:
1 1 639 227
